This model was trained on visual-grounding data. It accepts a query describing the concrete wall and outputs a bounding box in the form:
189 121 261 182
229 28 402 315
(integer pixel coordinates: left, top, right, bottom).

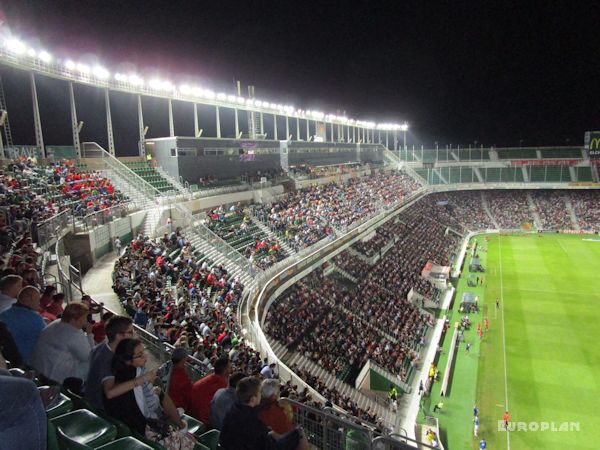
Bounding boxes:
181 185 284 213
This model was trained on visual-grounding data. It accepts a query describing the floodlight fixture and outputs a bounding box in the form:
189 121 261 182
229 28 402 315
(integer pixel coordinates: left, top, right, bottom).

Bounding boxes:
93 66 109 79
76 63 90 74
203 90 215 99
27 48 36 57
38 51 52 62
227 95 237 103
216 92 227 100
400 123 409 132
77 121 84 133
179 84 191 95
143 126 149 137
6 38 25 54
65 60 76 70
236 97 245 104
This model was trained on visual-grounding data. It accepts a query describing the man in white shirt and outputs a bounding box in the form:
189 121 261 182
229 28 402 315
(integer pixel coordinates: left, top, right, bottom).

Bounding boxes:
30 303 94 383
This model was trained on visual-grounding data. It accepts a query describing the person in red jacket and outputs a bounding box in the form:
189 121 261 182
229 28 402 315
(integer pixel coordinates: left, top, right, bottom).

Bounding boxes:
190 356 231 424
167 347 193 412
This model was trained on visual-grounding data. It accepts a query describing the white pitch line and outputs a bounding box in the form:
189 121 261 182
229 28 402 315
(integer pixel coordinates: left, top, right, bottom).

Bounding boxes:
498 235 510 449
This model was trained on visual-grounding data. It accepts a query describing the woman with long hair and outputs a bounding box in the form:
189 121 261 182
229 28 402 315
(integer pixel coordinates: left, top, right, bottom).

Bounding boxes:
104 338 196 450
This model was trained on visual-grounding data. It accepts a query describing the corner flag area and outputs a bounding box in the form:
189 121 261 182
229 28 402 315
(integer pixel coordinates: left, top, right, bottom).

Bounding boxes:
423 233 600 449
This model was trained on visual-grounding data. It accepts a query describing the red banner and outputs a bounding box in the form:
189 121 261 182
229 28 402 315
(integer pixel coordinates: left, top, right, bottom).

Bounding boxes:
510 159 580 166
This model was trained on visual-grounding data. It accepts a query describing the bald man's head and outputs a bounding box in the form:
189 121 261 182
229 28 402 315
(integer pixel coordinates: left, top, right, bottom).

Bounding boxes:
17 286 41 310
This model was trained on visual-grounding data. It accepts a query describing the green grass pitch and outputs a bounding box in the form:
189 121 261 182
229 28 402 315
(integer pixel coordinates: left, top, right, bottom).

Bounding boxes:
423 233 600 450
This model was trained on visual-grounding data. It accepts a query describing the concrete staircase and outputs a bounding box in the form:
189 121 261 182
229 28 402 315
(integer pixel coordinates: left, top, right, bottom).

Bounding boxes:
564 195 581 230
480 191 500 229
186 227 257 290
248 210 296 256
278 347 398 427
141 206 169 237
526 192 543 229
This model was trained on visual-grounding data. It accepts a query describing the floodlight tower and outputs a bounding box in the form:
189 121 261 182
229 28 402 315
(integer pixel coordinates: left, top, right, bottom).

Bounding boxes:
399 122 409 167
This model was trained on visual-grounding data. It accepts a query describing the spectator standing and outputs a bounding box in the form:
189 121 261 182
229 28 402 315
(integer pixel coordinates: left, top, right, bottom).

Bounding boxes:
30 303 94 384
190 357 231 424
0 286 43 363
157 347 193 412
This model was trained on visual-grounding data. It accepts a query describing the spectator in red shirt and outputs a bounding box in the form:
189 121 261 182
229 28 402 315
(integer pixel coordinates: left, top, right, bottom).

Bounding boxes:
166 347 193 412
190 356 231 424
257 379 293 434
91 311 114 344
45 293 65 318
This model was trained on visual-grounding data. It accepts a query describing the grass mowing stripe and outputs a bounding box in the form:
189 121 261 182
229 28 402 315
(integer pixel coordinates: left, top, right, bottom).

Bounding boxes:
498 235 510 450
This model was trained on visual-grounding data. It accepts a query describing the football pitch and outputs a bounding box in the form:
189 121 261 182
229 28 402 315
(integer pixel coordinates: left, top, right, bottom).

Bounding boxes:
475 233 600 450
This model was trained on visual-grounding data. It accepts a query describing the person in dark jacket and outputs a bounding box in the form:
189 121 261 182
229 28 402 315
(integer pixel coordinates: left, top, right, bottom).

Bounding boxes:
0 319 23 367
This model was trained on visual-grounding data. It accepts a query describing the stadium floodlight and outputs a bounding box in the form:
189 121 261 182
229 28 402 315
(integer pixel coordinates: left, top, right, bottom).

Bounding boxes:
27 48 36 57
203 90 215 99
6 38 26 54
227 95 237 103
269 103 277 110
38 51 52 62
179 84 191 95
192 87 203 97
149 79 162 90
216 92 227 101
128 74 143 86
114 73 123 81
254 99 263 107
400 123 409 132
77 63 90 74
65 60 76 70
93 65 109 79
236 97 245 104
245 98 254 106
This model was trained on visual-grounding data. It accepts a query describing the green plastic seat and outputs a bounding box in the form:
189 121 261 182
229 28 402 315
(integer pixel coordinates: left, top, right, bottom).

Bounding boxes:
181 414 206 437
198 429 220 450
46 393 74 418
47 419 61 450
96 436 154 449
52 409 117 449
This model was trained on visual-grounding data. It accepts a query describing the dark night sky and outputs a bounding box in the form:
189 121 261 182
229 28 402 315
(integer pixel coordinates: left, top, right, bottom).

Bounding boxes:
0 0 599 154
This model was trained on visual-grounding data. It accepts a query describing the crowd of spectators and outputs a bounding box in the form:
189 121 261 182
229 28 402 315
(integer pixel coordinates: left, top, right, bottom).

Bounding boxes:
266 196 456 388
533 191 574 230
569 190 600 231
253 170 421 251
4 158 126 224
485 190 533 229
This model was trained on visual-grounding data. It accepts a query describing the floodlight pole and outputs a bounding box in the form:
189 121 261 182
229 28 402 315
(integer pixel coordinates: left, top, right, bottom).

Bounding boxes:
260 112 264 136
215 106 221 138
273 113 278 140
296 117 300 141
193 103 200 138
68 82 81 157
168 98 174 137
137 95 145 157
285 116 289 140
30 73 45 157
234 108 239 138
105 89 115 155
306 119 309 141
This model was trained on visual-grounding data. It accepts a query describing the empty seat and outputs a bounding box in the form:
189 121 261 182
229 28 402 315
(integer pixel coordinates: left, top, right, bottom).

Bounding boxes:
51 409 117 448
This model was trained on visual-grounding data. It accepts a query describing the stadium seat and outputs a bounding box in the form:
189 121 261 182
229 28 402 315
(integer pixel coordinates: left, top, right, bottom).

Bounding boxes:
46 392 74 418
181 413 206 437
51 409 117 449
96 436 154 449
197 429 220 450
